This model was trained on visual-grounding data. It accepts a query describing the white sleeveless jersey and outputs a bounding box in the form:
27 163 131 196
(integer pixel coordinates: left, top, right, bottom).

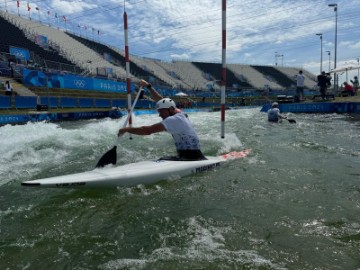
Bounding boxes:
161 113 201 150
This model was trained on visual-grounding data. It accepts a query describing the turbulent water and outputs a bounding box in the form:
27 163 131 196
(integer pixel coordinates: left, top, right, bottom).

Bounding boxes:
0 108 359 269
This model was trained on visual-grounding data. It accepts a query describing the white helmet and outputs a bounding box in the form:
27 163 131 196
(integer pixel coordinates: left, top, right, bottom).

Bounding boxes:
156 98 176 110
272 102 279 108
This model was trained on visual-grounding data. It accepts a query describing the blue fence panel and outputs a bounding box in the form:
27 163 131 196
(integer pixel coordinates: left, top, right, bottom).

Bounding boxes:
14 96 37 109
79 98 94 108
112 99 127 108
135 100 154 109
95 99 111 108
60 97 77 108
0 96 11 109
40 96 58 108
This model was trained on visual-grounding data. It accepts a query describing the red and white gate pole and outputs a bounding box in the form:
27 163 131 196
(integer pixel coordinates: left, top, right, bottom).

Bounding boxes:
124 10 133 138
221 0 227 138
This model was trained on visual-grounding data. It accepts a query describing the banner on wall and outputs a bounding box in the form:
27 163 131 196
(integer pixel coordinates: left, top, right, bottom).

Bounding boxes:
35 34 48 48
22 68 130 93
9 46 30 61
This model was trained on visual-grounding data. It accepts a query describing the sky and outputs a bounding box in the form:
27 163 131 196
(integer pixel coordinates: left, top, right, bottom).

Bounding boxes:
2 0 360 83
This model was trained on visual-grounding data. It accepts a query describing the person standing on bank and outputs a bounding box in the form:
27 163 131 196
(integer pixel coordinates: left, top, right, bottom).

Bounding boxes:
118 80 206 161
317 71 328 100
295 70 305 101
350 76 359 93
268 102 288 122
5 81 12 96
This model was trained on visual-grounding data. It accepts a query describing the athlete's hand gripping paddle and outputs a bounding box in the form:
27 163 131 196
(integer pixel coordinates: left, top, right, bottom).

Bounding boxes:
95 88 143 168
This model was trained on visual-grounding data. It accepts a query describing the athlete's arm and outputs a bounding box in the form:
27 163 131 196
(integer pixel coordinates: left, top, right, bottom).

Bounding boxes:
118 122 165 136
138 79 163 102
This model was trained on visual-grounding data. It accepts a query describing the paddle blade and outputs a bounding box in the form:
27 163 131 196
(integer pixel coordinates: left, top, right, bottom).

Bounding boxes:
96 146 117 168
287 119 296 124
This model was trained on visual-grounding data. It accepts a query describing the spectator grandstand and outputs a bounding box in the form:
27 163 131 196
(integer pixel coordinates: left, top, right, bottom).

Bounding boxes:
0 10 318 112
250 65 295 89
192 61 254 91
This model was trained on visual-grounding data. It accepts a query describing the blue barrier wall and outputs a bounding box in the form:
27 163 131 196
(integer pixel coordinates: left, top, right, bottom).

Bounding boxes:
95 99 111 108
261 102 360 114
0 110 123 125
14 96 37 109
40 97 58 108
79 98 94 108
112 100 127 108
60 97 77 108
0 96 11 109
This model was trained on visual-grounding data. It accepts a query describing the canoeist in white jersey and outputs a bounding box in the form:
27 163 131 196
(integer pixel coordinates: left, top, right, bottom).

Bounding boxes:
118 80 206 161
267 102 288 122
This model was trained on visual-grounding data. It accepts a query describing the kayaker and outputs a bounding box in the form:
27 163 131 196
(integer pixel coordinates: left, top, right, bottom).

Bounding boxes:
118 84 206 161
267 102 288 122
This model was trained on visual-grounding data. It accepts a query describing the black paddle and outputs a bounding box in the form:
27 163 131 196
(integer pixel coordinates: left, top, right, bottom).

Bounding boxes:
287 118 296 123
96 89 143 168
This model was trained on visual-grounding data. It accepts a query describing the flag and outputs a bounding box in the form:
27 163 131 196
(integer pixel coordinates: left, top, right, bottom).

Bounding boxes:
17 1 20 8
27 2 31 11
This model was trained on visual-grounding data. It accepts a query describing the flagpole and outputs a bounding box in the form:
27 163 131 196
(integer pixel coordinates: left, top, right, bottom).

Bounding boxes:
27 2 31 20
5 0 7 12
17 1 20 16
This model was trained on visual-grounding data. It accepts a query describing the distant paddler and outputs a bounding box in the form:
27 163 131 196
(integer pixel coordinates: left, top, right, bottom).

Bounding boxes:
267 102 296 123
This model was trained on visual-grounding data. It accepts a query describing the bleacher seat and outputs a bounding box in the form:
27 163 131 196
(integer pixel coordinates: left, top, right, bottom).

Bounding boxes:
0 13 76 71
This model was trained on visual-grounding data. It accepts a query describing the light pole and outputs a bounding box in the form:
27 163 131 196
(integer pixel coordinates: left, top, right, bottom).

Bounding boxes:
328 3 338 91
275 52 283 67
316 33 323 74
326 51 331 72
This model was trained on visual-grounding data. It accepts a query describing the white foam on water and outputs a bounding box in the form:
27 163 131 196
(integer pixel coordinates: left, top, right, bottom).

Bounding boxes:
0 109 256 186
100 216 285 269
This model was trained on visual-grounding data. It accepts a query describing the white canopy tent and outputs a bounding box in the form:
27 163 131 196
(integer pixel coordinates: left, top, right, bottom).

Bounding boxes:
329 63 360 83
175 92 188 97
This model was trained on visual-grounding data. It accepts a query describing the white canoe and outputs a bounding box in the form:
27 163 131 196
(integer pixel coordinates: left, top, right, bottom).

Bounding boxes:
21 149 251 188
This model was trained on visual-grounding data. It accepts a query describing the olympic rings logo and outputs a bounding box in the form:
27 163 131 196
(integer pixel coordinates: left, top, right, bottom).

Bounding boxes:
74 79 86 88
